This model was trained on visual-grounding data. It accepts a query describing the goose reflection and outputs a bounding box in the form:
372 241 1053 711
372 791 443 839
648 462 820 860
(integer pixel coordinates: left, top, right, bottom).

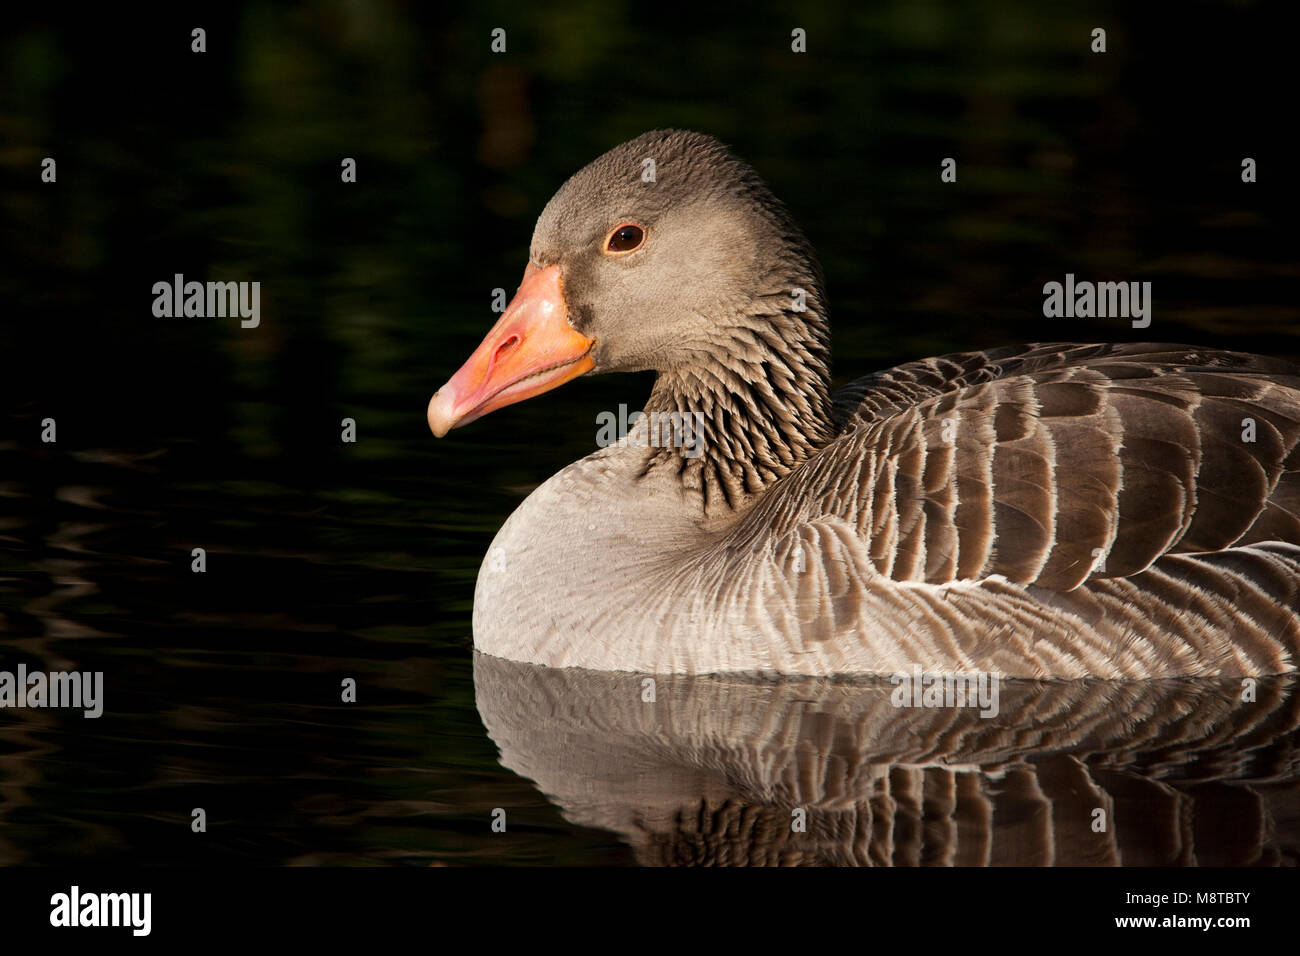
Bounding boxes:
474 653 1300 866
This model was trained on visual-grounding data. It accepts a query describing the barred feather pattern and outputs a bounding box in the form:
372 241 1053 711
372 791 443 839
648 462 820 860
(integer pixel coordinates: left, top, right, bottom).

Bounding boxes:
769 342 1300 589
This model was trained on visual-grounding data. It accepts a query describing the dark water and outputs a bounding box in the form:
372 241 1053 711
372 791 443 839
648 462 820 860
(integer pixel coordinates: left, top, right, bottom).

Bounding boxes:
2 2 1298 865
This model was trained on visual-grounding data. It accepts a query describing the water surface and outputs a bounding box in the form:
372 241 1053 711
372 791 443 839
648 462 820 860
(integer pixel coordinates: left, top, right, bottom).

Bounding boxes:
2 1 1297 865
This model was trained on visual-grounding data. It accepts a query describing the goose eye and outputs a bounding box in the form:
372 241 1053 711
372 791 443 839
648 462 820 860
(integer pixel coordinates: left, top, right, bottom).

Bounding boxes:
606 223 645 254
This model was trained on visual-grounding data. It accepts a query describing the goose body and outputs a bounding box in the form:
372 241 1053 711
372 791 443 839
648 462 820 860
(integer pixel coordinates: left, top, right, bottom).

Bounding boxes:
430 131 1300 678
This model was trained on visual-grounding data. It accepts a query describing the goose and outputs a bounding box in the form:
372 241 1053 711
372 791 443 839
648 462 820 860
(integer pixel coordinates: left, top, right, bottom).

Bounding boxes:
428 129 1300 679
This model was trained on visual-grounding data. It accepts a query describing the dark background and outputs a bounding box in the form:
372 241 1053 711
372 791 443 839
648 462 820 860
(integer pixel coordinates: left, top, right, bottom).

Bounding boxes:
1 1 1296 864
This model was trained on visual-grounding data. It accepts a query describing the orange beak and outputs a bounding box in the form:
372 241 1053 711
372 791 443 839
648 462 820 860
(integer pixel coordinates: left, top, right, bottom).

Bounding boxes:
427 264 595 437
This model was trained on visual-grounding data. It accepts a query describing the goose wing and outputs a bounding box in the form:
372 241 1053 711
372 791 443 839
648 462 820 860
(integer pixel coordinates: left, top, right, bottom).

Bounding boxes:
776 343 1300 588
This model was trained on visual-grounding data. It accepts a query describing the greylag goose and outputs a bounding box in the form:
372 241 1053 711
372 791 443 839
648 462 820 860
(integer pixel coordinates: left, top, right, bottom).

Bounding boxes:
428 130 1300 678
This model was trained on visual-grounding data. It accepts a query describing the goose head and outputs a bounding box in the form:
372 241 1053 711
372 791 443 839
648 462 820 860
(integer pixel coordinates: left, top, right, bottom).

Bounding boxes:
427 130 835 507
